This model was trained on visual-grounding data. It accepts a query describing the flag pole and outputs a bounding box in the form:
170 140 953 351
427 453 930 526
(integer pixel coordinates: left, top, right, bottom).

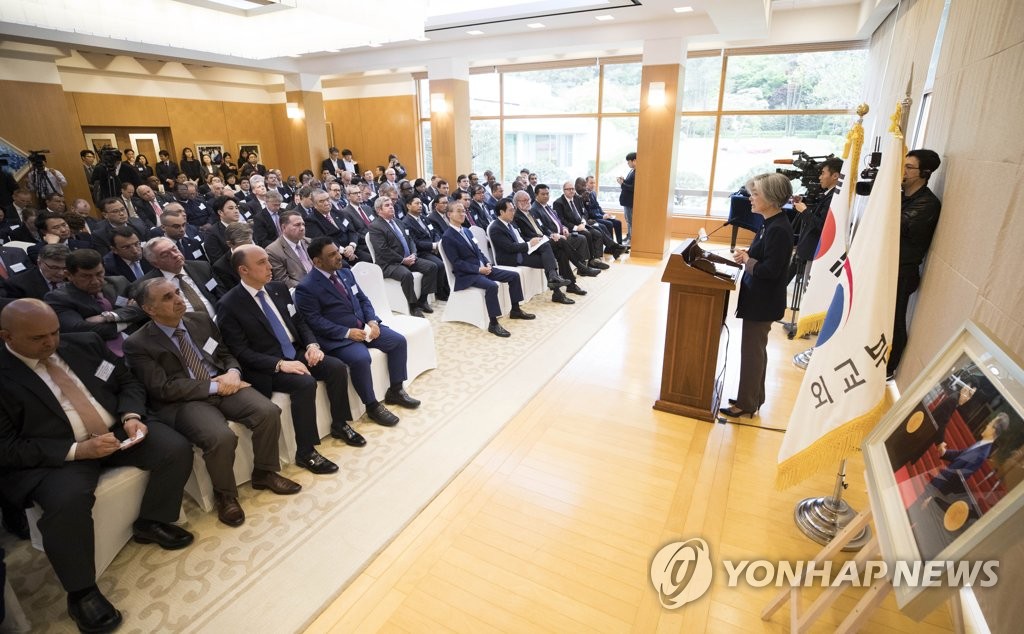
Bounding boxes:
794 458 871 551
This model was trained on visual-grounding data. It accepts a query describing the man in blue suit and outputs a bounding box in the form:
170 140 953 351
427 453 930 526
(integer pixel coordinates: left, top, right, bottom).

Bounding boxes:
928 413 1010 495
440 201 534 338
293 237 419 427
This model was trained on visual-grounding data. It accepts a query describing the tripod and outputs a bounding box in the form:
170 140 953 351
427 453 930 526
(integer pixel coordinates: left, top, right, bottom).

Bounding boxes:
28 162 55 210
782 258 809 339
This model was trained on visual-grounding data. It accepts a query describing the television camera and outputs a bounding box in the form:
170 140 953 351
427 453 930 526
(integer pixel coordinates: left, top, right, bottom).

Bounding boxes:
773 150 836 205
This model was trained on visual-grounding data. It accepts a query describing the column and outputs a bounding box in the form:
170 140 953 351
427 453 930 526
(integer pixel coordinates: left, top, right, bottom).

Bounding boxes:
631 37 687 260
427 58 472 182
280 73 328 178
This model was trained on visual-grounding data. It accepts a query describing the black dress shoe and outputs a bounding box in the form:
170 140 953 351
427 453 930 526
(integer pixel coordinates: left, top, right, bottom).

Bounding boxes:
589 259 610 270
547 274 569 289
509 308 536 320
385 386 421 408
577 266 600 277
331 422 367 446
552 291 575 305
132 520 194 550
214 492 245 527
68 588 122 634
417 301 434 314
367 402 400 426
409 305 425 318
1 504 30 540
297 449 339 474
251 470 302 495
566 284 588 296
488 322 511 337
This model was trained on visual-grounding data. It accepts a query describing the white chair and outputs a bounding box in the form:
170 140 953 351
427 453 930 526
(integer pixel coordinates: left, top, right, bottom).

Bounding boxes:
26 467 151 578
468 226 514 313
184 425 255 512
438 243 491 330
351 261 438 383
483 223 548 304
364 234 422 315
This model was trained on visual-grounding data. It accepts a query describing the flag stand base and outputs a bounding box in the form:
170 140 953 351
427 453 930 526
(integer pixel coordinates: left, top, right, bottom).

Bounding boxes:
794 459 871 552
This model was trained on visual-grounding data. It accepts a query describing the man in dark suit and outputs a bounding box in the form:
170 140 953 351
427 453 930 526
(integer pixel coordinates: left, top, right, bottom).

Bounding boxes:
132 184 164 229
305 190 361 267
155 150 179 192
200 196 243 265
91 198 149 256
401 196 449 301
554 181 623 261
368 196 437 317
580 176 624 244
321 147 343 177
6 243 69 300
466 185 492 227
45 249 147 357
152 205 209 262
210 222 253 290
511 191 587 297
789 157 842 283
138 237 222 317
341 185 375 263
487 198 572 305
27 211 93 264
126 278 301 527
529 185 601 280
266 172 294 208
218 245 361 457
0 300 193 633
440 202 534 338
102 225 152 282
294 237 419 427
616 151 636 244
239 152 267 179
253 190 285 248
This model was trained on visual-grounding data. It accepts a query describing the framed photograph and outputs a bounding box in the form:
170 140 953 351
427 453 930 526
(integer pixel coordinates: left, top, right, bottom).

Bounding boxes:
84 132 118 153
325 121 335 149
0 135 32 181
863 322 1024 619
238 143 261 161
196 143 223 164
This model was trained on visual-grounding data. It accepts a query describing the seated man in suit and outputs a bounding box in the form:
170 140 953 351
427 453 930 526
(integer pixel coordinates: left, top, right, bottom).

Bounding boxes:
341 185 375 263
488 198 573 305
27 211 93 264
553 181 619 263
465 185 492 227
294 237 420 427
401 196 449 301
0 299 193 633
102 225 152 282
582 175 624 245
133 184 164 229
6 243 70 300
126 278 301 527
153 205 208 262
91 197 149 256
253 190 285 248
218 245 361 457
211 222 253 290
267 210 313 289
201 195 243 265
440 202 534 338
513 191 589 297
571 177 625 258
368 196 438 317
305 190 360 269
530 185 601 278
321 147 342 177
45 249 147 357
138 237 222 317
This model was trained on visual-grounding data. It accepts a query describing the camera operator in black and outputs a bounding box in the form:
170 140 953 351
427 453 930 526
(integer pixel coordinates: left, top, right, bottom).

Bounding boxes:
888 149 942 377
90 147 123 202
788 157 843 282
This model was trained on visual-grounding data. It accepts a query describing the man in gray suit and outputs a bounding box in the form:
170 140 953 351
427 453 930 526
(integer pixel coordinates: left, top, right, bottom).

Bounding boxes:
266 210 313 289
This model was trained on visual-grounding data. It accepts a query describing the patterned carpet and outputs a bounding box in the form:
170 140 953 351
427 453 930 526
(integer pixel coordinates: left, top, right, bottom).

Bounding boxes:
3 259 656 633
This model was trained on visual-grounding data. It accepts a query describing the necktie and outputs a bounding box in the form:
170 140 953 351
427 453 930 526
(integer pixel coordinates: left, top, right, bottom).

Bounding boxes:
175 274 210 316
95 294 124 356
256 290 295 359
466 210 477 227
50 281 61 291
325 212 338 228
271 213 280 235
508 222 522 244
358 207 372 226
151 200 162 217
568 197 578 218
41 357 110 437
389 220 410 256
128 261 142 279
124 197 137 219
173 327 212 381
546 205 562 230
329 274 363 328
295 243 312 272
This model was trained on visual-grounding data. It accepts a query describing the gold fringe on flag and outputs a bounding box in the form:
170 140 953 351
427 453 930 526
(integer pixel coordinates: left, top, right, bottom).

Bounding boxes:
794 310 827 339
843 104 867 206
774 397 889 490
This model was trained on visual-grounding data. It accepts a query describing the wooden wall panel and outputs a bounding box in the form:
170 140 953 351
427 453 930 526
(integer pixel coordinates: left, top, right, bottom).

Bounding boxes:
165 98 228 163
0 80 90 205
325 95 420 180
73 93 170 127
223 101 279 171
324 99 364 173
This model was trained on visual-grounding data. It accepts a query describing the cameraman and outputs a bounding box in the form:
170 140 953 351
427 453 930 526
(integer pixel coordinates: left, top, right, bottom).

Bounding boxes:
90 147 123 201
789 157 843 282
24 154 67 197
888 149 942 377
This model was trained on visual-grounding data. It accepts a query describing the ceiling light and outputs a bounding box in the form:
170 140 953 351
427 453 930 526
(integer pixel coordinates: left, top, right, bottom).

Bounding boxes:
673 6 694 13
467 30 484 35
527 23 545 29
595 15 614 21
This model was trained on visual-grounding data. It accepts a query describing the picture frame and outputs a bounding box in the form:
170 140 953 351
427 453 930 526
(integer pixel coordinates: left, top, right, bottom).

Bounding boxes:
0 135 32 181
195 143 224 164
863 321 1024 620
84 132 118 153
238 143 261 161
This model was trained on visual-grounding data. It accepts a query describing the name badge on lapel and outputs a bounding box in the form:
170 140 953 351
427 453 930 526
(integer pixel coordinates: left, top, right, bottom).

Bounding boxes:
115 296 129 307
202 338 218 355
193 249 203 259
95 360 115 381
10 262 26 273
287 303 296 316
205 278 217 291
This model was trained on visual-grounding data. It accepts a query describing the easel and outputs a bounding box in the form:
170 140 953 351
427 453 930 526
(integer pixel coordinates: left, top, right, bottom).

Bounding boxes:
761 509 894 633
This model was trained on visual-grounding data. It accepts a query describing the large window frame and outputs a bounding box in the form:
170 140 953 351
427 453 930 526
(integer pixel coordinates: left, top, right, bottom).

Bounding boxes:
416 41 866 218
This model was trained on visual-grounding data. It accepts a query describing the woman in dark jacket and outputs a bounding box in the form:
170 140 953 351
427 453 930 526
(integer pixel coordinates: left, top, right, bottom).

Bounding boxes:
180 147 201 181
220 152 239 180
721 172 794 418
134 153 154 181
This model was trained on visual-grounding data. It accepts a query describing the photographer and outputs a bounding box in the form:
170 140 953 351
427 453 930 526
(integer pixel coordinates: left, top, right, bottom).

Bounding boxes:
888 149 942 377
24 153 67 197
90 147 124 201
789 157 843 282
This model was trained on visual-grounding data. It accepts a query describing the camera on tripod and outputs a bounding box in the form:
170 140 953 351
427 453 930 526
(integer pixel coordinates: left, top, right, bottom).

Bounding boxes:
98 146 122 165
773 150 835 204
27 149 50 168
855 137 882 196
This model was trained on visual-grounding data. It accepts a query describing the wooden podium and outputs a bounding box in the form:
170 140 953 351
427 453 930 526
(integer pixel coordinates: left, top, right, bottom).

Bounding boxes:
654 239 741 422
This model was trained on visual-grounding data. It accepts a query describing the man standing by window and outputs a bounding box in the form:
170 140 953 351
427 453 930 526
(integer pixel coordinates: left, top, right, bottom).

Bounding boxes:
617 152 636 245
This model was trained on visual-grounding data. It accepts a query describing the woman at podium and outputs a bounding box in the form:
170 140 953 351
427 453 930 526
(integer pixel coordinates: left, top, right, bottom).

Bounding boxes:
721 172 794 418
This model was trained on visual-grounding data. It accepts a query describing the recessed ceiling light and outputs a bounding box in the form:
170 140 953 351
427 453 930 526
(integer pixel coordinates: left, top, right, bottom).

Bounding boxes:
673 6 694 13
368 42 382 47
595 14 614 21
527 23 545 29
467 29 484 35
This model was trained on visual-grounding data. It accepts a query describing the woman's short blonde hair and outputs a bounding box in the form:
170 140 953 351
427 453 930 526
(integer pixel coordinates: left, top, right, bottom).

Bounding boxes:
747 172 793 209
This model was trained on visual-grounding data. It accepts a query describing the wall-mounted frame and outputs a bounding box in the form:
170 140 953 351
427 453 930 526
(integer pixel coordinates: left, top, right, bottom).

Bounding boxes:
195 143 224 163
0 135 32 181
325 122 335 149
84 132 118 153
863 322 1024 619
238 143 262 161
129 133 161 160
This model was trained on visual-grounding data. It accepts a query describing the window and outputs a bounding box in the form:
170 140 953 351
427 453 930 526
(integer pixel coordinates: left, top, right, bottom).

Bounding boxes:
503 66 600 115
601 63 641 113
470 120 500 176
723 50 866 111
469 73 500 116
420 121 433 178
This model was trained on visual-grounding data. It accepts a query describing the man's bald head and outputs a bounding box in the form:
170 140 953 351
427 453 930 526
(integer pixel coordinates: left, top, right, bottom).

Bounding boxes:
232 244 272 288
0 299 61 360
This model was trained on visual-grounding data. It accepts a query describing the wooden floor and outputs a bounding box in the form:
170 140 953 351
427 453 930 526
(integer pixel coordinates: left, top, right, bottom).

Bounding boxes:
305 253 955 634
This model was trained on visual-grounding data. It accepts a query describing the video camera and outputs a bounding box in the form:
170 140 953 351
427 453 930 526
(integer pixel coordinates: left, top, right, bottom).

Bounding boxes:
855 137 882 196
27 149 50 169
773 150 835 205
98 145 122 166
